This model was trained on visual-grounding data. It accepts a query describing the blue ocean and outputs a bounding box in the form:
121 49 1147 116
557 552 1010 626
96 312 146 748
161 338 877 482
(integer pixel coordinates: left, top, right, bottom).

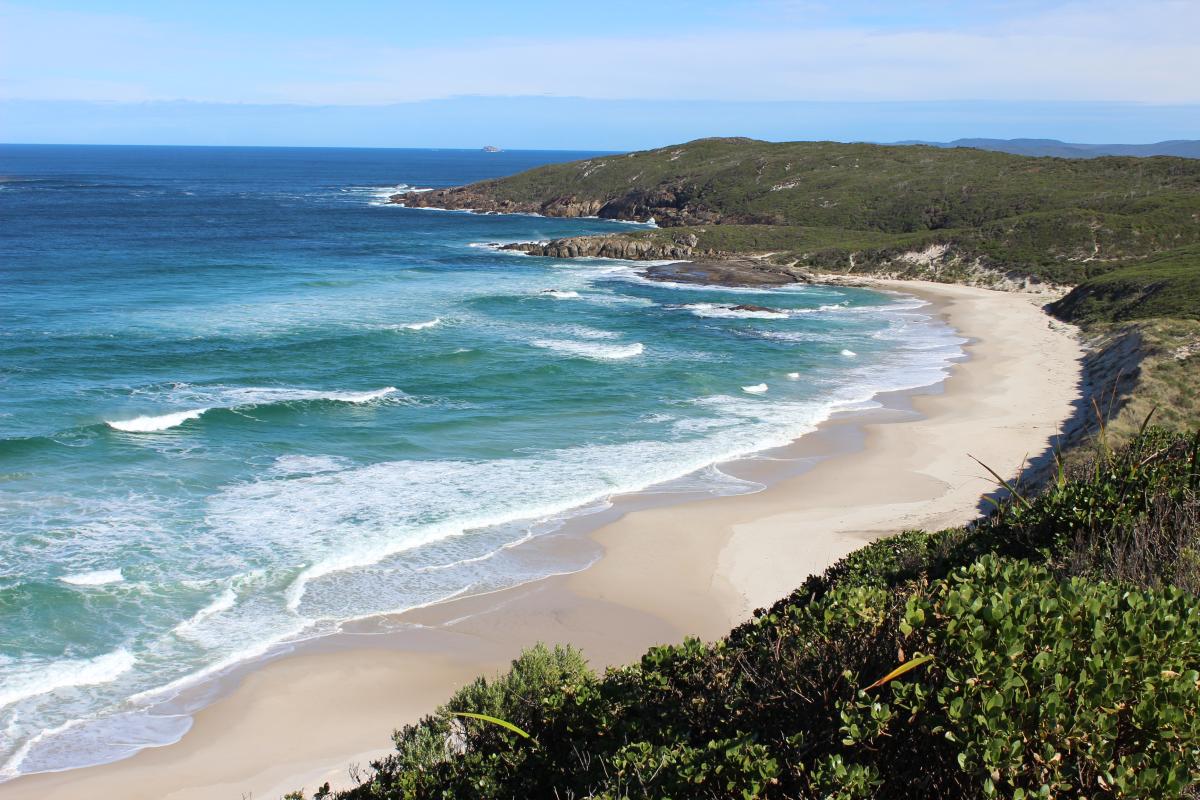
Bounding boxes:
0 144 964 778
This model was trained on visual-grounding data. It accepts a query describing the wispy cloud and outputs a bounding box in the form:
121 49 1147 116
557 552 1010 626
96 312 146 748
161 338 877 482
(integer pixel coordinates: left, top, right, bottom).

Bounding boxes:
0 0 1196 104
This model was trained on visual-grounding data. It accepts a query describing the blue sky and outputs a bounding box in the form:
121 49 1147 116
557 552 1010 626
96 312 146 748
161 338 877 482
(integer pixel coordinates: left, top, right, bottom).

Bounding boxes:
1 1 1197 147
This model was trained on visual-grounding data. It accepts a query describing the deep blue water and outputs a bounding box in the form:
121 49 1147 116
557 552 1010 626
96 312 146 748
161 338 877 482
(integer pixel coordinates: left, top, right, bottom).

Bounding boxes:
0 144 964 778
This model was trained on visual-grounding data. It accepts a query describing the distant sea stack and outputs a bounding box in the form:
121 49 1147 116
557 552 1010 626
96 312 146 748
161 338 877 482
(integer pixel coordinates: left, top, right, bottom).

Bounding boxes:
482 145 502 153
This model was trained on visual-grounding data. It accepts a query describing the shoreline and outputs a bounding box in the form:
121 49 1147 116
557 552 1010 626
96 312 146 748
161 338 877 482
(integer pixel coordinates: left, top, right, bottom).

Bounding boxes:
2 280 1085 800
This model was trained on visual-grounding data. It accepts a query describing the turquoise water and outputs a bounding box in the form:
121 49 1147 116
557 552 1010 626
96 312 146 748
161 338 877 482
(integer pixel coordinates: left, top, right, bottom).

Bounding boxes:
0 145 964 778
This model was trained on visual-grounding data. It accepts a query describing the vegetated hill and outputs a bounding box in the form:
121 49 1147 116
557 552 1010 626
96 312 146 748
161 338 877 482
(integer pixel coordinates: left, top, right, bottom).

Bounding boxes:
396 137 1200 286
1051 245 1200 324
895 138 1200 160
310 429 1200 800
397 137 1200 232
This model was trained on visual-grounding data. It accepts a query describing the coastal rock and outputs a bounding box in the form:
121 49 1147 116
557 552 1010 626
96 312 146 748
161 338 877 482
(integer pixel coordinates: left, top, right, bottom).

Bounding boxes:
389 183 759 226
390 187 607 218
504 232 808 287
389 186 542 215
642 260 809 287
730 304 782 313
502 233 698 260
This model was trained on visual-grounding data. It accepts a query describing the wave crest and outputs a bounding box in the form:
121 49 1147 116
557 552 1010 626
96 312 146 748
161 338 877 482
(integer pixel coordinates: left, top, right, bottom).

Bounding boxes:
107 409 208 433
393 318 441 331
531 339 644 360
105 387 399 433
60 569 124 586
683 303 790 320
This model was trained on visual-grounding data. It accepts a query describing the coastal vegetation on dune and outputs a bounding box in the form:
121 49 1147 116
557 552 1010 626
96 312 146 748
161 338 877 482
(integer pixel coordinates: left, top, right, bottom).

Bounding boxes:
280 139 1200 799
306 427 1200 799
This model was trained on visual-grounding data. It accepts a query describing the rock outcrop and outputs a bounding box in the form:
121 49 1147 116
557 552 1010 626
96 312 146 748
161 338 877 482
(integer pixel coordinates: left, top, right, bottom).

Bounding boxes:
502 233 699 260
390 187 552 216
641 260 808 287
500 232 807 286
390 185 767 226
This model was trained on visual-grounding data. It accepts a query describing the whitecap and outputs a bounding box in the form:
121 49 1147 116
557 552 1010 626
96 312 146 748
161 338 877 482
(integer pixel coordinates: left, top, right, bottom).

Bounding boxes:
107 387 398 433
682 303 790 320
531 339 644 360
841 349 858 357
106 409 208 433
395 318 441 331
217 386 399 405
539 290 580 299
786 372 801 380
59 569 124 586
742 383 769 394
172 586 238 638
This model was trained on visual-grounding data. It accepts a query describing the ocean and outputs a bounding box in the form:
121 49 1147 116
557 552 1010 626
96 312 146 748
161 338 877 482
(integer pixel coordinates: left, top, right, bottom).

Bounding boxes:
0 144 965 779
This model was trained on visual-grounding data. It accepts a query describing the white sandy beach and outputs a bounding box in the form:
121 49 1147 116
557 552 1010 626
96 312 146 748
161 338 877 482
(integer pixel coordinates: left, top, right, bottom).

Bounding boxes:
2 281 1085 800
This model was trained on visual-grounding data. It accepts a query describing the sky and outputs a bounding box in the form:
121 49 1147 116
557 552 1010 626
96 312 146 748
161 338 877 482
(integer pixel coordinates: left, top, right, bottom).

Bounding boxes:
1 0 1198 148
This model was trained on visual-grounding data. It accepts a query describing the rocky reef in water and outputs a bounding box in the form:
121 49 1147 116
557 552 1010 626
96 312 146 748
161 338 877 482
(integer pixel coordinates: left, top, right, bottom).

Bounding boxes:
501 233 699 260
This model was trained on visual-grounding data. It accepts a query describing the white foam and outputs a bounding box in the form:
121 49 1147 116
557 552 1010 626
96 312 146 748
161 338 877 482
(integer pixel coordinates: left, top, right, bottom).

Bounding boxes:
106 387 398 433
0 649 135 711
683 303 790 320
787 372 801 379
742 383 769 394
841 349 858 357
213 437 805 614
531 339 644 360
220 386 399 405
539 290 580 299
756 331 831 343
172 586 238 638
126 618 311 705
626 272 804 294
326 388 397 403
59 569 124 586
0 717 90 780
270 455 349 475
343 183 433 207
554 325 619 340
395 318 441 331
107 408 208 433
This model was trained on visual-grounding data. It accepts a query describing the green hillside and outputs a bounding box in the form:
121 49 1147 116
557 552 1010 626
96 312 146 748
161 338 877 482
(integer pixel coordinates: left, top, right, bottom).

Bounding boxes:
421 138 1200 233
1050 246 1200 324
398 138 1200 285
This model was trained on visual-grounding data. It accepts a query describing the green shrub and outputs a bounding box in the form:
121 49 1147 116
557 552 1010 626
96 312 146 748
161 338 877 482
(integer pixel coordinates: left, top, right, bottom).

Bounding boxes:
1051 246 1200 324
843 556 1200 798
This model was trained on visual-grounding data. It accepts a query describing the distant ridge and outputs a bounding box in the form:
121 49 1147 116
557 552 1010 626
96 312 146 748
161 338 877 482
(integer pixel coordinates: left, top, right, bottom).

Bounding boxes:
894 137 1200 159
